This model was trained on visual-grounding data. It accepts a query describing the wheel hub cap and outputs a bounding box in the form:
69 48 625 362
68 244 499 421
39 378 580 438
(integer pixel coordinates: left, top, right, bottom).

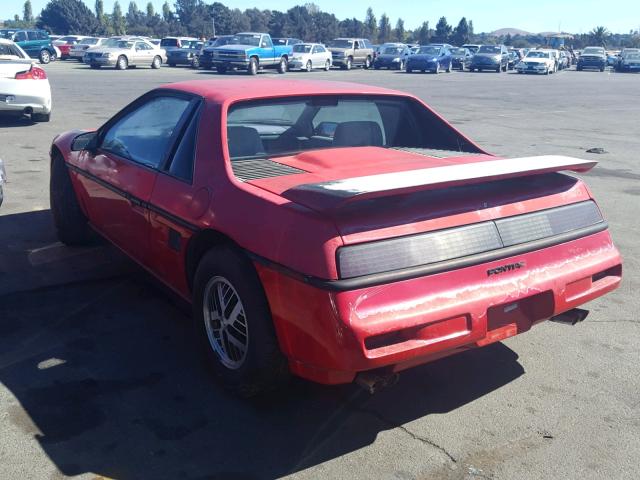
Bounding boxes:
203 276 249 369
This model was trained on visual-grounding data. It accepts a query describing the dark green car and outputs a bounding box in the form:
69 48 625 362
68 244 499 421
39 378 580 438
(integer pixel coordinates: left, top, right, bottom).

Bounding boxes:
0 29 56 64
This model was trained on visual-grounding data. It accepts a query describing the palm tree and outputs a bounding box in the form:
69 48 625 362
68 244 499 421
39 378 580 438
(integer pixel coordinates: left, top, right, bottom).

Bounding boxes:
590 26 610 47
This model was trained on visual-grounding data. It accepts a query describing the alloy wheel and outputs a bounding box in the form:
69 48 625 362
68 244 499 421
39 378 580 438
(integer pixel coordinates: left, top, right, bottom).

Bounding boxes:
203 276 249 370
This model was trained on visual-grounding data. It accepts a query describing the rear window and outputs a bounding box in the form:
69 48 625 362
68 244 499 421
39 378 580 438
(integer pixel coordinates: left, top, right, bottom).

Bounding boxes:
161 38 178 47
225 95 482 160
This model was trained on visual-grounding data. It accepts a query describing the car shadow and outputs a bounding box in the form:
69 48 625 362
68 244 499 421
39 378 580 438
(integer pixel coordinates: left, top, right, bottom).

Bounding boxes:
0 210 526 479
0 114 36 127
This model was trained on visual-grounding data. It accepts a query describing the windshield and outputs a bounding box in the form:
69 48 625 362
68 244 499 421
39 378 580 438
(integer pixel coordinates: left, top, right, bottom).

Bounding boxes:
626 53 640 60
417 46 439 55
104 39 133 49
583 47 604 55
478 45 501 54
526 51 550 58
226 95 481 161
212 36 233 47
328 39 353 48
160 38 178 47
183 40 201 49
230 34 261 46
383 46 404 55
293 44 312 53
79 38 99 45
451 48 466 55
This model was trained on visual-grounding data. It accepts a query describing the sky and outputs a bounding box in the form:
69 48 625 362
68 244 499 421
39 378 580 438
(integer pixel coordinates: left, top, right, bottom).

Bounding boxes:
2 0 639 34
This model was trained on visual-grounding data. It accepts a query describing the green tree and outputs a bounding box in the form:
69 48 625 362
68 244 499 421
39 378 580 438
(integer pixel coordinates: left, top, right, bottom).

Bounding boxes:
433 16 451 43
23 0 34 23
37 0 100 34
451 17 470 46
394 18 405 42
146 2 154 17
364 7 377 41
590 26 610 47
416 21 429 44
112 1 126 35
378 13 391 43
245 8 271 33
162 1 172 23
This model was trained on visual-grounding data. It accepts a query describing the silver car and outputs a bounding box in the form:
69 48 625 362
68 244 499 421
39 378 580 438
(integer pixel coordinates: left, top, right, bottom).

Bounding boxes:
69 37 106 61
83 37 166 70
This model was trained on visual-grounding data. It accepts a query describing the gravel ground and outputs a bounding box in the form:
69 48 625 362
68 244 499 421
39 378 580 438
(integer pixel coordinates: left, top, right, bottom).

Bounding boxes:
0 61 638 480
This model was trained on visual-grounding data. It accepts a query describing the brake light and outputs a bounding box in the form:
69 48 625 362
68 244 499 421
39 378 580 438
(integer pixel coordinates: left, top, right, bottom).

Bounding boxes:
15 66 47 80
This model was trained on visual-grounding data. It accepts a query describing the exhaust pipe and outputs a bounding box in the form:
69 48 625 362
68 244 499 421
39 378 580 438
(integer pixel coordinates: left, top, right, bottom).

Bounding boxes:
550 308 589 326
355 371 399 394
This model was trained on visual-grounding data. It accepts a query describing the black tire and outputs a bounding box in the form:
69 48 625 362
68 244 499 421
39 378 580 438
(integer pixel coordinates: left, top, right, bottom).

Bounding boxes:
116 55 128 70
217 65 227 74
277 57 288 74
32 112 50 122
364 56 371 69
324 59 331 71
50 153 93 246
193 247 288 397
446 61 452 73
39 49 51 64
151 56 162 69
247 57 258 75
191 56 200 69
345 57 352 70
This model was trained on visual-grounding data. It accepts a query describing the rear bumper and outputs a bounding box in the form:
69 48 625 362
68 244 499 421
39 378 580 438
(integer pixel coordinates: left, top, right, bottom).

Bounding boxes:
256 230 622 384
0 80 51 114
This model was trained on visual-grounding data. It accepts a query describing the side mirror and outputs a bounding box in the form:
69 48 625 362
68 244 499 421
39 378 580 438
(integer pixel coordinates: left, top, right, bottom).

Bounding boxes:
71 131 99 152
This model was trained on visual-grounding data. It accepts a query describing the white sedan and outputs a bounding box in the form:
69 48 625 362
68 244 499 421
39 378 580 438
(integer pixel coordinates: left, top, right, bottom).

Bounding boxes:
288 43 332 71
516 50 556 75
0 38 52 121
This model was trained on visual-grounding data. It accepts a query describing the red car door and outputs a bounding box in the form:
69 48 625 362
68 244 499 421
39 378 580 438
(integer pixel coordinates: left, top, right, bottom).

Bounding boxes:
76 93 196 267
147 102 206 296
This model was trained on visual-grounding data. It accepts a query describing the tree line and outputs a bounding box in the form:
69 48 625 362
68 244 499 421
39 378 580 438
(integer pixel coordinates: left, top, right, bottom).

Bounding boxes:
3 0 475 44
3 0 640 49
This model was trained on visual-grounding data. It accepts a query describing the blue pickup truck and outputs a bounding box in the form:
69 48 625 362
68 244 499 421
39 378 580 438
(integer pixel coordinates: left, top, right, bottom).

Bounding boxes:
207 32 292 75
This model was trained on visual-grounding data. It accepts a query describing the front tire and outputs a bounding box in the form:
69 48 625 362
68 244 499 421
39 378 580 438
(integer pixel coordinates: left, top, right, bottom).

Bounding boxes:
364 56 371 69
193 248 288 397
305 60 312 72
50 153 93 246
247 57 258 75
116 55 128 70
151 56 162 69
345 57 353 70
324 59 331 71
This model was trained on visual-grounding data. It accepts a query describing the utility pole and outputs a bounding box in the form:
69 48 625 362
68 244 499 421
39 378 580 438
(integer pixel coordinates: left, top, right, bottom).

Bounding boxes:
212 9 216 37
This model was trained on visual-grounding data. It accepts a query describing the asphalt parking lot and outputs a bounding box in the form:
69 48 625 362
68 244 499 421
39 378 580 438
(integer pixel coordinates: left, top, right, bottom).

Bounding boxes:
0 62 638 480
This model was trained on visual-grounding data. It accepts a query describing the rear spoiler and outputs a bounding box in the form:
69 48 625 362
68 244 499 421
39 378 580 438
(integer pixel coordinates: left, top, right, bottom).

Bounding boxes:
282 155 597 211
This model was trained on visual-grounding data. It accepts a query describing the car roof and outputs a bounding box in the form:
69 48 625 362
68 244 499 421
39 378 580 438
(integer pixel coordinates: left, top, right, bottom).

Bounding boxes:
163 79 410 105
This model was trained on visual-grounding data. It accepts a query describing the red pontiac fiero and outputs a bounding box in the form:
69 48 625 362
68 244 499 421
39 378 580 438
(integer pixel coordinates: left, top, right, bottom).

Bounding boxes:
49 79 622 395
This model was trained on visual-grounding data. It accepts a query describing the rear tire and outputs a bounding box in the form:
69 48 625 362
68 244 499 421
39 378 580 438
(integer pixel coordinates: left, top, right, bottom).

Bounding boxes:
324 59 331 71
193 247 288 397
32 112 50 122
277 57 288 74
50 153 93 246
39 49 51 64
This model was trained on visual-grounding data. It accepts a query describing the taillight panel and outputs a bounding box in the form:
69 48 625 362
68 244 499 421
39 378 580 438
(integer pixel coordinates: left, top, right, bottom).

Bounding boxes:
15 66 47 80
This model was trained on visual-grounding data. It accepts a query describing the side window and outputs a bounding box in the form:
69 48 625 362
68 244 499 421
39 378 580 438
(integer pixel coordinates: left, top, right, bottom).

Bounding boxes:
27 31 39 40
38 31 49 40
14 31 27 42
354 41 360 49
102 96 191 168
317 46 326 53
135 42 146 50
311 46 318 54
261 36 273 48
168 106 201 182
